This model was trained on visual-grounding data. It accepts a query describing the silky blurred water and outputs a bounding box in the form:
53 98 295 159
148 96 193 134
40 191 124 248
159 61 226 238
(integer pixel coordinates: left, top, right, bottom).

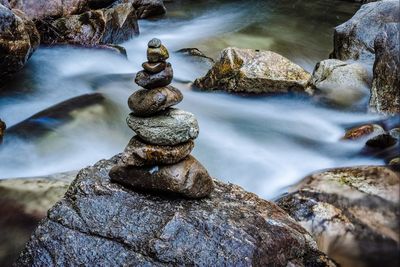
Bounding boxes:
0 0 383 198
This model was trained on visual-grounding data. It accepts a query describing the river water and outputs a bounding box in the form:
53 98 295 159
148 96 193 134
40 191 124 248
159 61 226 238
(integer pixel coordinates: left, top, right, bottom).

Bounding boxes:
0 0 383 198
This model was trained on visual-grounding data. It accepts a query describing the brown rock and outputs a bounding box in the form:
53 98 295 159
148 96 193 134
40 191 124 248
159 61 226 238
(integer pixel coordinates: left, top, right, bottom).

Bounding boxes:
342 124 385 140
128 86 182 117
147 44 169 63
110 155 214 199
142 61 166 73
135 63 173 89
120 136 194 166
0 118 5 144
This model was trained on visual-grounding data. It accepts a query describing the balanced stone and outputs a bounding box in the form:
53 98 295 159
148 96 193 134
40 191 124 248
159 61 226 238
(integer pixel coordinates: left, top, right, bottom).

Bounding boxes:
147 45 169 63
148 38 161 48
109 155 215 199
127 108 199 145
120 136 194 166
135 63 173 89
142 61 167 74
128 86 183 117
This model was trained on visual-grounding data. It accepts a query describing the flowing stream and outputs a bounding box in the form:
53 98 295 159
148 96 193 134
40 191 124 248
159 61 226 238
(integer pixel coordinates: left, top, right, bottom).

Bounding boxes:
0 0 383 198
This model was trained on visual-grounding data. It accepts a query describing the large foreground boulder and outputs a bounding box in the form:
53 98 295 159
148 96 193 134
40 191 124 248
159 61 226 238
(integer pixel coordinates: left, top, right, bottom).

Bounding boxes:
115 0 166 19
277 166 400 267
0 4 40 80
16 156 335 266
370 23 400 114
37 3 139 45
331 0 399 63
194 47 311 94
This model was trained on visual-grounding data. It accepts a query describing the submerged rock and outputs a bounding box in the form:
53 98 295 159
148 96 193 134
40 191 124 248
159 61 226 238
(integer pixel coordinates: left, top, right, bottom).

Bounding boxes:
0 5 40 80
370 23 400 114
194 47 311 94
37 3 139 45
365 133 397 149
331 0 399 63
120 136 194 166
308 59 371 107
127 108 199 145
16 156 335 266
277 166 400 267
110 155 214 198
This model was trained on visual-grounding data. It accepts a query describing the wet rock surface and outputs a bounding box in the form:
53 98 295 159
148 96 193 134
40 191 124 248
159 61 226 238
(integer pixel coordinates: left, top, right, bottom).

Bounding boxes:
127 108 199 145
16 156 335 266
343 124 385 141
135 63 173 89
128 86 183 117
142 61 167 73
120 136 194 166
277 166 400 267
0 5 40 80
115 0 166 19
194 47 311 94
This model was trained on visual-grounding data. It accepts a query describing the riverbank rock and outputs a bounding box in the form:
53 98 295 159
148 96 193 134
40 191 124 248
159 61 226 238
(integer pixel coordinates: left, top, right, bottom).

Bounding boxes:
194 47 311 94
331 0 399 63
308 59 371 107
0 118 5 143
0 171 76 267
117 0 166 19
0 5 40 80
370 23 400 114
37 3 139 45
15 156 335 266
277 166 400 267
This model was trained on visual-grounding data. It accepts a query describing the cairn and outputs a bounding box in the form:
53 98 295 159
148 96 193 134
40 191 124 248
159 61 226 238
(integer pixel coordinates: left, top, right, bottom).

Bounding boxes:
109 38 214 198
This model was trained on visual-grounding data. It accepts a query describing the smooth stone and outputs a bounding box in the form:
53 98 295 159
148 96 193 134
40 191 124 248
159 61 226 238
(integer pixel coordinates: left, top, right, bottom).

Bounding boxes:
127 108 199 145
110 155 214 199
365 133 397 149
342 124 385 140
147 45 169 63
128 86 183 117
135 63 173 89
142 61 166 74
148 38 161 48
120 136 194 166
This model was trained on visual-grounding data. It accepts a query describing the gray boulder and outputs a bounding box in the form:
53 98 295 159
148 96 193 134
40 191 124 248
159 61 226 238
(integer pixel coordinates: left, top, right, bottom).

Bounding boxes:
277 166 400 267
15 156 335 266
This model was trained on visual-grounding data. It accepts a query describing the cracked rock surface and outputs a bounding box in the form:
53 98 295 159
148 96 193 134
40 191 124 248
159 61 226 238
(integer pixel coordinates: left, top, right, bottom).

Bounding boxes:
15 155 335 266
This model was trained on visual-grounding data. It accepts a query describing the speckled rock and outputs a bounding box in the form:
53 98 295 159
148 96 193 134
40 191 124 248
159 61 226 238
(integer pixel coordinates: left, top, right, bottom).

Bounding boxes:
37 3 139 45
15 156 335 266
342 124 385 140
128 86 183 117
119 136 194 166
331 0 399 63
110 155 214 198
194 47 311 94
147 37 161 48
135 63 173 89
0 5 40 80
370 23 400 115
127 108 199 145
308 59 371 107
277 166 400 267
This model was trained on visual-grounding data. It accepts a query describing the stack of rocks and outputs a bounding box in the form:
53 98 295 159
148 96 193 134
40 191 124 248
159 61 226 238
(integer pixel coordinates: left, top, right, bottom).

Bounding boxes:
109 38 214 199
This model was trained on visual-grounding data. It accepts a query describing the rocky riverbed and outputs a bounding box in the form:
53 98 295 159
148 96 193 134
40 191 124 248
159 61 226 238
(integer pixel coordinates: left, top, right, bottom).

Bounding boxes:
1 0 399 266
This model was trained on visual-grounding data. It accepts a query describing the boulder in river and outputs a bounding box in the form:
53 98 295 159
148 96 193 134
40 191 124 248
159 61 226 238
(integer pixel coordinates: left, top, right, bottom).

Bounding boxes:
308 59 371 107
342 124 385 141
331 0 400 63
0 5 40 80
37 3 139 45
194 47 311 94
277 166 400 267
370 23 400 115
114 0 166 19
15 156 335 266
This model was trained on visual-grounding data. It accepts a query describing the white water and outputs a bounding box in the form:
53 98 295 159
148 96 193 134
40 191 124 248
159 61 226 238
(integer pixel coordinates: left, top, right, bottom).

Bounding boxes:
0 1 383 199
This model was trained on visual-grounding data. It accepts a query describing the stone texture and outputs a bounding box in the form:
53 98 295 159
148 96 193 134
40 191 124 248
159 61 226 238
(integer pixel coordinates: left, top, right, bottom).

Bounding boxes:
36 3 139 45
128 86 183 117
194 47 311 94
370 23 400 114
110 155 214 198
342 124 385 140
0 171 76 267
308 59 371 107
147 44 169 62
135 63 173 89
127 108 199 145
0 5 40 80
365 133 398 149
142 61 166 73
115 0 166 19
331 0 399 63
277 166 400 267
119 136 194 166
147 37 161 48
15 156 335 266
0 118 5 144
